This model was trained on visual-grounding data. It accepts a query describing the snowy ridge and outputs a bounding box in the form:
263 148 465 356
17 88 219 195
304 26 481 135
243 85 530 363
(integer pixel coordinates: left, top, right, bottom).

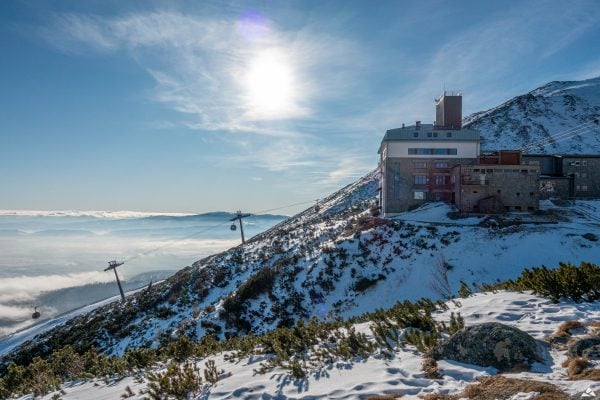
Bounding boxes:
464 76 600 153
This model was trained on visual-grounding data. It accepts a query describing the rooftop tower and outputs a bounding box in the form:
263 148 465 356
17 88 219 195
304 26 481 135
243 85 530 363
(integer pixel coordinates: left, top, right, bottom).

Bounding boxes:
435 91 462 129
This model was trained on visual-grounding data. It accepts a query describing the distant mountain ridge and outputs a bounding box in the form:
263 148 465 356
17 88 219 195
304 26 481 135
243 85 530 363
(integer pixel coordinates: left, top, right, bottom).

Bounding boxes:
464 76 600 153
0 210 287 220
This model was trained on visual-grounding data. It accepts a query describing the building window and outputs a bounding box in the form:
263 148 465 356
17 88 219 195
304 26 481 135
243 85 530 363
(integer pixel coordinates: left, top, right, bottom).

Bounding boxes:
516 192 520 196
408 148 457 155
433 132 438 137
427 132 432 137
413 132 418 138
414 175 427 184
582 185 588 191
529 192 534 196
414 191 425 200
434 162 449 168
435 175 447 185
446 132 452 138
414 161 427 168
582 161 588 166
451 175 456 183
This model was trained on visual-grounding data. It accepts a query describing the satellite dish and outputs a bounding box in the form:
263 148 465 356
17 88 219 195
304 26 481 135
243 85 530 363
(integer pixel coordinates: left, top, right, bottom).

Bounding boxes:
230 223 237 231
32 306 40 320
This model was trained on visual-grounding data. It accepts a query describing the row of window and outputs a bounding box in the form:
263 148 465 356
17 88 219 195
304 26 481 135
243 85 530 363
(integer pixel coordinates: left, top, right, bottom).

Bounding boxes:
414 161 449 169
408 148 458 155
569 160 589 166
473 168 536 174
471 190 535 196
412 132 454 138
576 185 589 191
414 175 450 185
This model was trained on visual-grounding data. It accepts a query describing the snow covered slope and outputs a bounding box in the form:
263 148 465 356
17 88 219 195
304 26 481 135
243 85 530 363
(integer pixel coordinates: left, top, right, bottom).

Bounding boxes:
4 166 600 364
464 76 600 153
24 291 600 400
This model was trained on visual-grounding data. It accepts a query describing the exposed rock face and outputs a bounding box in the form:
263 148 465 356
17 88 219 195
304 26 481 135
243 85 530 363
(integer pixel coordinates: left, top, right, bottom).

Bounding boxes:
567 336 600 358
431 322 542 371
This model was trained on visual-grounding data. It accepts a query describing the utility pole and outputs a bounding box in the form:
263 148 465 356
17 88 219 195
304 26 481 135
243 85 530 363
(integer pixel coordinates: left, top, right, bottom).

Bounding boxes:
230 210 251 244
104 260 126 301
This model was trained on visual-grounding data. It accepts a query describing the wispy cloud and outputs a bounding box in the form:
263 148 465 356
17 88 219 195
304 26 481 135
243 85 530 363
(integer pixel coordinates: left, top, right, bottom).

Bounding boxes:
44 11 361 136
38 2 599 188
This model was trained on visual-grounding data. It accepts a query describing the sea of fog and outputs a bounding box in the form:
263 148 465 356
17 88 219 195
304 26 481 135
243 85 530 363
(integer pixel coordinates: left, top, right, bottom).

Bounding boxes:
0 210 286 337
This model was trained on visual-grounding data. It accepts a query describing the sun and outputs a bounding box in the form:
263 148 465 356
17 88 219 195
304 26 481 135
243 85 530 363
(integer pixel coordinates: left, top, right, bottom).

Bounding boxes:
244 49 295 118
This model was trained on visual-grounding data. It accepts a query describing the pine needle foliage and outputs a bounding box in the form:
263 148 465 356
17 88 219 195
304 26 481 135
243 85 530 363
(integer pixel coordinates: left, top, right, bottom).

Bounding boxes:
484 262 600 303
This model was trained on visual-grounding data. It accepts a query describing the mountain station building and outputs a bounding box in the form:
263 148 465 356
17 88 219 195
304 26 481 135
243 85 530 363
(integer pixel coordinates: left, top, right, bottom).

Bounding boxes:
378 92 543 216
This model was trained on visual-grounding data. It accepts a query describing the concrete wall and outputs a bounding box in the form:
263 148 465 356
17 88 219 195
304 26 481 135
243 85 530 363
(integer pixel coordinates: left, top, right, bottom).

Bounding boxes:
539 177 571 200
455 165 540 213
522 155 600 199
561 157 600 199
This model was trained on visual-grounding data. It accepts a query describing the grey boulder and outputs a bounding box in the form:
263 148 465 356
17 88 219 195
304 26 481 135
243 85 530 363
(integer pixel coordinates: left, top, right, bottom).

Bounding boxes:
431 322 542 371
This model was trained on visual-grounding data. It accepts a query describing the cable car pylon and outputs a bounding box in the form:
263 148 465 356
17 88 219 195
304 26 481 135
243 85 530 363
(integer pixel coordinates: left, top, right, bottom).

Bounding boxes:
104 260 126 301
230 210 251 244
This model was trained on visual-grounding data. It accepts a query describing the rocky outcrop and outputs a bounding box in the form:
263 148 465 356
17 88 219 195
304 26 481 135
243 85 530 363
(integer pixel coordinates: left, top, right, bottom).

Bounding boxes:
431 322 542 371
567 336 600 358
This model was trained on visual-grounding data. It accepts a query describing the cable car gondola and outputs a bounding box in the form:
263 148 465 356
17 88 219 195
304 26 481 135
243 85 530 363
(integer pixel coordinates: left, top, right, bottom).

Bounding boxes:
230 223 237 231
32 306 40 320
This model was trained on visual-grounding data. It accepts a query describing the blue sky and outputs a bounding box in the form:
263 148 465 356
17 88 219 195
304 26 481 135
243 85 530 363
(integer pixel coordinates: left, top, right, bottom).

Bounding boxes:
1 0 599 214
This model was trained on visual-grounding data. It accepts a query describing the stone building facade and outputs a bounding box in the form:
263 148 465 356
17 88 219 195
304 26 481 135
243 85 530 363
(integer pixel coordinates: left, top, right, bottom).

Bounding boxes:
523 154 600 200
452 163 540 213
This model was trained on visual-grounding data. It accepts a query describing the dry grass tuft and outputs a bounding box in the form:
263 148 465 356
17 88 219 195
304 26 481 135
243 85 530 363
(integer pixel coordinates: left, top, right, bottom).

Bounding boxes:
366 393 404 399
572 368 600 381
422 356 441 379
562 357 590 378
419 394 452 400
419 375 568 400
562 357 600 380
547 320 585 346
461 376 567 400
557 320 584 335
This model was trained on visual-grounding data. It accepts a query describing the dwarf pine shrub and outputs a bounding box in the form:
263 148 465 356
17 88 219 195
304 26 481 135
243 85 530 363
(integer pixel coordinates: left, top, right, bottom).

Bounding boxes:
490 262 600 303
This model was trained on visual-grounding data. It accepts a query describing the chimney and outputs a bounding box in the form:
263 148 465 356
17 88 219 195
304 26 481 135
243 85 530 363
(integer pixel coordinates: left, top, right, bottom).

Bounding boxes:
402 123 405 128
415 121 421 129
